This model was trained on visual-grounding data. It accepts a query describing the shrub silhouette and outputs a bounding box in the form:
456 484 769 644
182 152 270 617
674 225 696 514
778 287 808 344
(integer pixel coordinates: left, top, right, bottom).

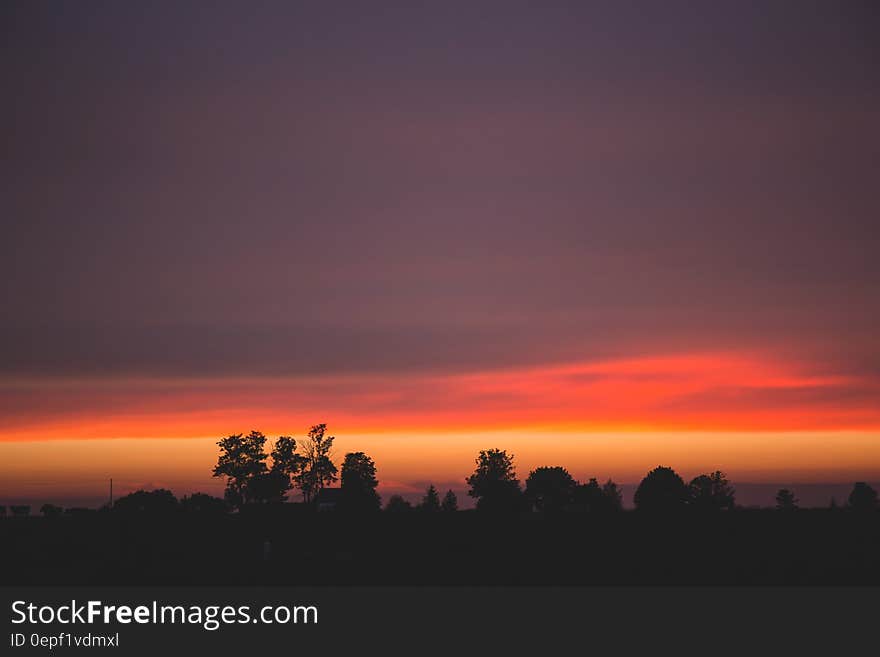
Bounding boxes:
181 493 229 514
385 495 413 512
525 466 576 513
113 489 178 514
633 466 689 512
40 504 63 517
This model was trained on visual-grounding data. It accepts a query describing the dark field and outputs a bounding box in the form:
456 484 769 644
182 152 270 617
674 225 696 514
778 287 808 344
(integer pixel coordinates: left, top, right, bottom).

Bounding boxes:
3 509 879 586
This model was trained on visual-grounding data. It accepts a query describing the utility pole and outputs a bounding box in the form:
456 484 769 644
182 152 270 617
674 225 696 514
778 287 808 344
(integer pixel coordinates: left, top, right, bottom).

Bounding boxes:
109 478 113 508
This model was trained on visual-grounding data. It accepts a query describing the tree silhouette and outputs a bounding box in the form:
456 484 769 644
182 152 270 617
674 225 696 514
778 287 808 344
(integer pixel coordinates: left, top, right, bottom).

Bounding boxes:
847 482 879 512
688 471 735 511
466 448 524 513
385 494 413 512
244 470 291 504
573 478 604 512
294 424 338 503
525 466 576 513
602 479 623 511
113 489 178 514
441 489 458 512
775 488 798 511
213 431 269 508
421 484 441 512
40 503 63 517
270 435 306 496
633 466 689 512
180 493 228 514
572 477 623 513
340 451 381 512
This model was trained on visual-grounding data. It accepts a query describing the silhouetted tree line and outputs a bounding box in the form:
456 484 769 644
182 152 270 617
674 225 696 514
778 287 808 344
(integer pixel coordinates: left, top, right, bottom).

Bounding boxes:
10 427 880 518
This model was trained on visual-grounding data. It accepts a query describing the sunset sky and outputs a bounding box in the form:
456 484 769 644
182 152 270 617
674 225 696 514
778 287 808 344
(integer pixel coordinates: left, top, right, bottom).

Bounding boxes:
2 3 878 507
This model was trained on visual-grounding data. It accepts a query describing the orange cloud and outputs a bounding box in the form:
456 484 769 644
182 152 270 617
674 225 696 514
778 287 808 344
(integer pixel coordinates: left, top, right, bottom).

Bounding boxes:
3 351 879 506
1 351 877 442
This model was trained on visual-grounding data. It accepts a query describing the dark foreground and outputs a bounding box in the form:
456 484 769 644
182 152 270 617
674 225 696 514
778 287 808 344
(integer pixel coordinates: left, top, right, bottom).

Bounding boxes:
3 509 879 585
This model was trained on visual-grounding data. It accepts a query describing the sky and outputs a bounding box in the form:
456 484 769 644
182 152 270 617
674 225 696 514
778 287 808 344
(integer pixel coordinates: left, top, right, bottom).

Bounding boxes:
2 2 879 507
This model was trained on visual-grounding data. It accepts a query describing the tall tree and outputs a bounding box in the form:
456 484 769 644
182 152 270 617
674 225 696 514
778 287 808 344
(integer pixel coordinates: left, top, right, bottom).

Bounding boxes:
688 471 736 511
633 466 689 512
294 424 338 503
441 489 459 512
466 448 524 513
601 479 624 512
212 431 269 508
270 435 305 497
340 451 381 512
775 488 798 511
421 484 441 512
847 482 879 512
525 466 576 513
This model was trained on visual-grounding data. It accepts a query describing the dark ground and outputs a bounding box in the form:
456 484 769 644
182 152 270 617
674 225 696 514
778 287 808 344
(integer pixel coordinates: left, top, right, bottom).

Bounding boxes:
2 509 879 585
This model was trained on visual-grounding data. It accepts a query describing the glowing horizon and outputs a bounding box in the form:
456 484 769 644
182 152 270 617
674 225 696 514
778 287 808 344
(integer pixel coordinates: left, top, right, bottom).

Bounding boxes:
3 351 879 506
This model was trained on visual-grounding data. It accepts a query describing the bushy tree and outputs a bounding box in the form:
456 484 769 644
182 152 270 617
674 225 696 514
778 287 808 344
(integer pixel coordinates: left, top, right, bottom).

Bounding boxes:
340 451 381 512
213 431 269 508
602 479 623 511
385 494 413 512
270 435 306 495
847 482 879 512
633 466 689 512
775 488 798 511
573 478 604 512
244 470 291 504
181 493 229 514
441 490 459 512
572 477 623 513
294 424 338 503
525 466 576 513
466 449 524 513
421 485 441 512
113 489 178 514
688 471 736 511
